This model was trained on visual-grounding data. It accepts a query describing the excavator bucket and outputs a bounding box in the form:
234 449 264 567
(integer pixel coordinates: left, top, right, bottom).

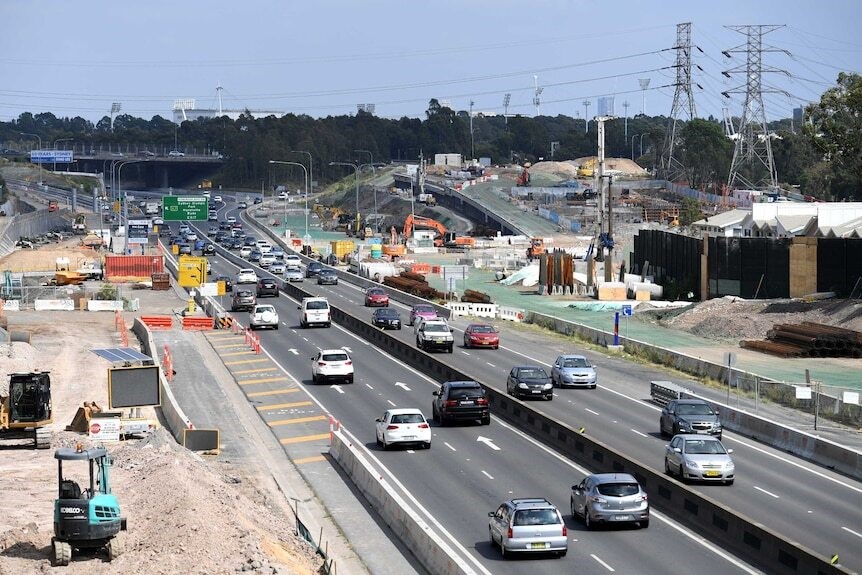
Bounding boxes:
66 402 102 433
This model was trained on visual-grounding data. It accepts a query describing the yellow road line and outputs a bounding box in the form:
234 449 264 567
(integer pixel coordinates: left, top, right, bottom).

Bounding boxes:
233 367 279 375
239 376 290 386
293 455 327 465
224 358 270 365
257 401 312 412
221 350 255 357
269 415 327 426
280 433 330 445
214 344 249 349
246 388 299 398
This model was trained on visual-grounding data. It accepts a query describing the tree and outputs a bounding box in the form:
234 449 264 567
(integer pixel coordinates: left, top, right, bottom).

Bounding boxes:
677 119 731 188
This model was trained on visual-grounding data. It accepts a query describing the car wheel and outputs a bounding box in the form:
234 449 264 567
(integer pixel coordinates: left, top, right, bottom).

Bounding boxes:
481 415 490 426
325 322 331 328
439 413 448 427
558 550 567 558
416 337 422 350
376 433 382 447
464 338 469 348
347 375 354 384
423 442 431 450
664 458 672 476
381 438 389 451
447 344 453 354
571 499 576 518
397 325 401 330
311 373 317 384
493 345 498 350
640 519 650 529
545 394 553 401
274 325 279 330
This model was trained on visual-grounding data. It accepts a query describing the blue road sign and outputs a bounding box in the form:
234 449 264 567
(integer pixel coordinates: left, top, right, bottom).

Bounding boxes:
621 304 633 317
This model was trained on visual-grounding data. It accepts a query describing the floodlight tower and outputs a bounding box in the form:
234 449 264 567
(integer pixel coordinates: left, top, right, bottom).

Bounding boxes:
109 103 122 132
638 78 651 115
661 22 699 180
583 100 591 133
723 25 788 190
503 93 511 126
533 76 544 116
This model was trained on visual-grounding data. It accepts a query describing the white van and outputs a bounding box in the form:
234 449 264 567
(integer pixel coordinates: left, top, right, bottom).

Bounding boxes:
299 297 331 328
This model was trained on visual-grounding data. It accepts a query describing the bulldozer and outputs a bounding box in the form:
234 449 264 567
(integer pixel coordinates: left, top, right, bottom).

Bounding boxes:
52 445 127 566
0 371 53 449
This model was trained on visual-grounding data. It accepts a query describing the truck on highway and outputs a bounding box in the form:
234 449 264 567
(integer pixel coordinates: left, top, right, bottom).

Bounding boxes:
145 202 160 216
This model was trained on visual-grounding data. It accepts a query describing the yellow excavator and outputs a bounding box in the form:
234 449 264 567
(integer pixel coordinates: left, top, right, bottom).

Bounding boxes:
577 158 596 178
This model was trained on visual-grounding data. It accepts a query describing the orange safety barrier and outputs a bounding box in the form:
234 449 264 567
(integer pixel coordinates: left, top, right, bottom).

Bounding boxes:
181 316 215 331
431 265 441 274
141 315 173 330
411 263 432 274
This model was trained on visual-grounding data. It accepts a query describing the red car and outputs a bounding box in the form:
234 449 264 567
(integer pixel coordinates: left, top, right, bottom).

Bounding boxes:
463 323 499 349
364 287 390 307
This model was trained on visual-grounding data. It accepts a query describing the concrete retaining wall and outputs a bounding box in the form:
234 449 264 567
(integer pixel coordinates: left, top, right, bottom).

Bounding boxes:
0 208 69 257
329 429 477 575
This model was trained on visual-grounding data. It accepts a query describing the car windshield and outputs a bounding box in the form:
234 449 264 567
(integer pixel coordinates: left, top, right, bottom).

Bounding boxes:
677 403 714 416
322 353 348 362
287 267 301 273
414 305 435 314
596 482 640 497
425 324 449 333
255 306 275 314
513 509 559 526
562 357 590 368
377 309 398 317
391 413 424 424
306 301 328 310
518 368 547 379
236 291 252 298
470 325 494 333
684 440 727 455
368 289 385 295
449 387 481 399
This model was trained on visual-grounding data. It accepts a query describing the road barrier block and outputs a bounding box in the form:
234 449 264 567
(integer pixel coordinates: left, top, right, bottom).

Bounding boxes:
140 315 173 329
181 316 214 330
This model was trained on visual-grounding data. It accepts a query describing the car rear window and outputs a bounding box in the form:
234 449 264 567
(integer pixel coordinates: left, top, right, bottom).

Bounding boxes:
449 387 482 399
562 358 590 368
305 301 329 310
322 353 348 362
414 305 435 313
391 413 424 424
596 482 640 497
513 509 559 526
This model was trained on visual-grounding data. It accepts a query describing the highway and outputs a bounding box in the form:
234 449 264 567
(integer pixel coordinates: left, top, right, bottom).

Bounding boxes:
161 203 766 575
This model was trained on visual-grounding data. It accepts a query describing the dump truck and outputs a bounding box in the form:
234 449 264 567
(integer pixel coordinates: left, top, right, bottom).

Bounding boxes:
0 371 53 449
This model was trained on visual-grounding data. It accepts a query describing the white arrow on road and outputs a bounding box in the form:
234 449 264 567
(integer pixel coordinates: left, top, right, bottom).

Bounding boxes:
395 382 412 391
288 348 299 355
331 385 344 394
477 436 500 451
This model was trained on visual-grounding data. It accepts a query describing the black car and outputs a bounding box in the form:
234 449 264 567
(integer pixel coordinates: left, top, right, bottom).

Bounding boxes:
243 236 257 247
219 221 232 231
659 399 723 439
216 275 233 292
507 366 553 401
256 277 279 298
202 243 216 255
432 381 490 426
305 261 324 278
228 238 244 250
317 269 338 285
372 308 401 330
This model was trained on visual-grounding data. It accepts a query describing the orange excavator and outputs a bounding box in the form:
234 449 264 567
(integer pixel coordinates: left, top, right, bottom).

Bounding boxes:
403 214 447 247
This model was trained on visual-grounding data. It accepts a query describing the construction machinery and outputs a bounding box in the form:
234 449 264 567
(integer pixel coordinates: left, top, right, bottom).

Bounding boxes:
443 231 476 249
52 445 127 566
577 158 597 178
0 371 53 449
72 214 87 235
403 214 447 247
417 193 436 206
516 166 531 187
527 237 547 260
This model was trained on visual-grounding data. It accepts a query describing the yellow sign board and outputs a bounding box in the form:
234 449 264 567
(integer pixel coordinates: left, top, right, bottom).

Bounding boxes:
177 255 207 288
113 200 121 213
217 280 226 296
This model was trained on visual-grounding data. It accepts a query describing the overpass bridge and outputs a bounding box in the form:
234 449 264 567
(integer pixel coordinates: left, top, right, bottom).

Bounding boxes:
73 153 224 190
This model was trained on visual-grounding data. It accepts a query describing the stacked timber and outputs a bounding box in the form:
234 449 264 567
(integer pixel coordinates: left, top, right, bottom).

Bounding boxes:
461 289 492 304
383 272 444 300
740 321 862 358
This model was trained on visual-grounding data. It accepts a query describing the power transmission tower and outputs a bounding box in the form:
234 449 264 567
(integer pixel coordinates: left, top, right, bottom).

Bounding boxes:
533 76 543 116
583 100 591 133
661 22 699 180
723 25 789 190
503 93 511 126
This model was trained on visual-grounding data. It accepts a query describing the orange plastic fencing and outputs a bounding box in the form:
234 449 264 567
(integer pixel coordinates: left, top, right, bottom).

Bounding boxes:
141 315 173 330
411 263 432 274
181 317 215 331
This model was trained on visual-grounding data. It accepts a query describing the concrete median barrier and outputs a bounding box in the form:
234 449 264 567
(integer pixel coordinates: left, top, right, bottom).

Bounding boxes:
329 429 477 575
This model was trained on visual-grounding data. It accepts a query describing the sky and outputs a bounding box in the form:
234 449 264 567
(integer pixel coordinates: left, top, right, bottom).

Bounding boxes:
1 0 860 125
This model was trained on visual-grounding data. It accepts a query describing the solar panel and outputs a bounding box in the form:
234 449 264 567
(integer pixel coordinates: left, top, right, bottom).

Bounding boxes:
91 347 152 363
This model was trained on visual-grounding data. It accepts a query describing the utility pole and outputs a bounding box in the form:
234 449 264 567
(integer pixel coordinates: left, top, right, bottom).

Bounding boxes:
583 100 591 133
595 116 617 282
724 25 788 191
661 22 699 180
638 78 651 115
622 101 630 140
469 100 475 161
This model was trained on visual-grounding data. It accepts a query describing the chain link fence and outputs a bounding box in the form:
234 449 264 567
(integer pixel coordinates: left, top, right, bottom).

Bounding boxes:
0 283 137 310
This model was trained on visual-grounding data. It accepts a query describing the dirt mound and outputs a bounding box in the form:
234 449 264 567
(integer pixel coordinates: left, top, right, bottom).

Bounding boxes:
0 238 103 273
573 157 647 176
530 161 578 178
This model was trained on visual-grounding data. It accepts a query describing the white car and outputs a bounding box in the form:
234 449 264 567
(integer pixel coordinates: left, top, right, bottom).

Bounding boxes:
236 268 258 284
214 195 223 203
226 216 236 224
185 232 198 242
311 348 353 383
269 262 286 275
413 316 446 335
249 304 279 330
299 297 330 328
284 254 302 267
260 253 276 268
375 408 431 450
152 217 164 225
240 246 253 258
256 240 272 253
168 150 184 157
283 265 303 282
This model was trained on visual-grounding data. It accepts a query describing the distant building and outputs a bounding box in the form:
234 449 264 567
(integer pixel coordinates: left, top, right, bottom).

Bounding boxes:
793 106 804 127
598 96 615 117
693 202 862 238
172 99 284 123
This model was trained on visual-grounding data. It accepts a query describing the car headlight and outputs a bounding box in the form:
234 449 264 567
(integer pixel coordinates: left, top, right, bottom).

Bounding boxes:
518 383 528 389
543 383 553 389
685 460 700 469
724 461 735 470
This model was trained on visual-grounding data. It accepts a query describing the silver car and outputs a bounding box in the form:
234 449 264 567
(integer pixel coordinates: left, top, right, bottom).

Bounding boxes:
283 265 303 282
551 354 597 389
665 435 735 485
488 498 567 558
570 473 649 529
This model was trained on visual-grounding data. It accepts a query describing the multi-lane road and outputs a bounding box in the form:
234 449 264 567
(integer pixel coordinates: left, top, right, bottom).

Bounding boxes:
164 194 861 574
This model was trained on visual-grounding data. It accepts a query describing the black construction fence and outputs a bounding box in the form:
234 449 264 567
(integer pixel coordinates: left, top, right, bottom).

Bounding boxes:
630 231 862 301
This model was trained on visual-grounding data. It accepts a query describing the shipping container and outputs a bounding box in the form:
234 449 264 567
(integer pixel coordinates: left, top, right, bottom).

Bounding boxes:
104 255 165 281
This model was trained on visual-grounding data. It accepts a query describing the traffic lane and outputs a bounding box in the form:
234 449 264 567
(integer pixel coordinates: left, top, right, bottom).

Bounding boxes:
254 313 758 575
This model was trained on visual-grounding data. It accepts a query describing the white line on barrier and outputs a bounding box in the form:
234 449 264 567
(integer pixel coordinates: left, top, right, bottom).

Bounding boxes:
753 486 779 499
843 526 862 538
631 429 648 438
591 554 615 572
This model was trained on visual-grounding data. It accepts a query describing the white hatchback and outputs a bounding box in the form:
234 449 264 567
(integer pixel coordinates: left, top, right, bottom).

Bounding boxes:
375 408 431 450
236 268 258 284
311 349 353 383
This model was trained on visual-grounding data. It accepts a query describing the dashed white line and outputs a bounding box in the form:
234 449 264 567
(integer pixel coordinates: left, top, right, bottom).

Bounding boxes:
406 449 415 454
842 526 862 538
481 470 494 480
585 408 600 415
591 554 615 572
486 362 495 367
461 351 471 356
630 429 648 438
365 383 374 389
444 442 457 451
753 486 779 499
302 337 308 342
386 400 396 407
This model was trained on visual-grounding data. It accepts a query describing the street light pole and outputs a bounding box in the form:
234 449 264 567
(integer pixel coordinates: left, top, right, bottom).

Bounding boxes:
290 150 313 195
53 138 74 173
117 159 149 254
359 163 379 233
268 160 309 242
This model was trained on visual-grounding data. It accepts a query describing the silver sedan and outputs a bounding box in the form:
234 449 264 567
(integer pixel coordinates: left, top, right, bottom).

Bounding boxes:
551 354 597 388
665 435 735 485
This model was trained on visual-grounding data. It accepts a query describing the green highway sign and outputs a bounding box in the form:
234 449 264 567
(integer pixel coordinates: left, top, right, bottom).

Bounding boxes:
163 196 209 221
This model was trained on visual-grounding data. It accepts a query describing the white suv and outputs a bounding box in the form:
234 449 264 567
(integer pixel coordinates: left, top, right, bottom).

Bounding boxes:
299 297 331 328
249 304 279 330
416 319 454 353
311 349 353 383
236 268 258 284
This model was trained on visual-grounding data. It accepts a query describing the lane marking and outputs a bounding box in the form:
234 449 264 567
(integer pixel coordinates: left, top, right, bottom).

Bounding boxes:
585 408 600 415
239 376 290 385
486 362 495 367
365 383 374 389
257 401 313 412
246 388 299 398
233 367 280 375
591 554 615 572
387 400 396 407
269 415 328 426
842 526 862 539
481 470 494 480
444 442 457 451
630 429 648 438
280 433 330 445
753 486 779 499
461 351 470 356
